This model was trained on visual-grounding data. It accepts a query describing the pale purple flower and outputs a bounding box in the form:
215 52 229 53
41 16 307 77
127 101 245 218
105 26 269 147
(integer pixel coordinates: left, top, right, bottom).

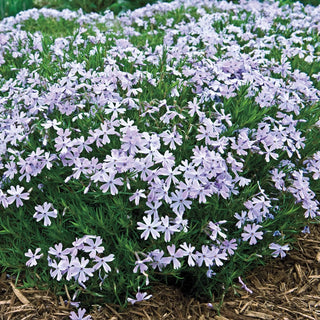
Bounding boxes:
69 236 92 256
121 127 144 155
177 179 196 199
33 202 58 226
157 216 180 242
3 161 17 180
184 166 208 185
144 201 162 219
196 124 216 146
206 267 216 278
196 245 214 267
230 130 253 156
162 244 186 269
187 97 202 117
170 190 192 215
234 211 247 229
0 190 8 208
137 215 161 240
69 308 92 320
54 130 74 154
41 119 61 131
100 172 123 195
93 254 115 273
241 223 263 245
153 150 175 168
127 289 152 305
270 168 286 191
25 248 43 267
104 101 125 118
71 158 92 180
302 225 310 234
220 239 238 255
305 151 320 180
208 221 227 241
157 166 181 187
48 243 70 259
269 243 290 258
7 185 30 207
244 195 271 221
74 136 93 154
148 249 169 271
83 236 105 258
70 257 94 284
180 242 198 267
238 277 253 294
129 189 146 205
133 254 152 274
210 246 228 267
50 259 67 281
160 129 183 150
262 142 279 162
60 257 74 281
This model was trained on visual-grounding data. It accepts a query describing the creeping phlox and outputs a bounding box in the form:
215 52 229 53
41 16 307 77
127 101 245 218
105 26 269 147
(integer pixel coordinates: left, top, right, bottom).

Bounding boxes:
26 236 114 287
0 0 319 317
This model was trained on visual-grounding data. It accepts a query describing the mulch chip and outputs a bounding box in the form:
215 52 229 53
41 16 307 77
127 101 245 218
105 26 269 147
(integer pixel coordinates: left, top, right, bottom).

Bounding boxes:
1 224 320 319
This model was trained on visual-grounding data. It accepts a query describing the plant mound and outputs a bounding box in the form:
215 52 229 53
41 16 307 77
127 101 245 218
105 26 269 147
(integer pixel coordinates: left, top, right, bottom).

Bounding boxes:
0 0 320 313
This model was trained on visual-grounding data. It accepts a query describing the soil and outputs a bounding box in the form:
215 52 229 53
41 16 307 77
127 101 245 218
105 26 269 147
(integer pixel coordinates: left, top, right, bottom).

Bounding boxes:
1 224 320 320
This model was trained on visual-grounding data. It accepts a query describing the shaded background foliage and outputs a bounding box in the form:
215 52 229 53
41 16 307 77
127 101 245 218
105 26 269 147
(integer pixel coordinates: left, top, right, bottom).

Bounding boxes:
0 0 173 19
1 0 320 21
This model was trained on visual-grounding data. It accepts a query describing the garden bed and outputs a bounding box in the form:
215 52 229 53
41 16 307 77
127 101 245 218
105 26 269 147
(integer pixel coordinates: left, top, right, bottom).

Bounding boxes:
1 223 320 319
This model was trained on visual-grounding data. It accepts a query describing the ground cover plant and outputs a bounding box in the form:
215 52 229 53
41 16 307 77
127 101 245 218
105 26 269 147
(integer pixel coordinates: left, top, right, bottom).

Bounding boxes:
33 0 174 15
0 0 320 318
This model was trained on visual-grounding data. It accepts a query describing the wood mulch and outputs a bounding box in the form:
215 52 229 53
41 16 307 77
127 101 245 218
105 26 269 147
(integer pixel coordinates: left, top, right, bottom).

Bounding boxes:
1 224 320 320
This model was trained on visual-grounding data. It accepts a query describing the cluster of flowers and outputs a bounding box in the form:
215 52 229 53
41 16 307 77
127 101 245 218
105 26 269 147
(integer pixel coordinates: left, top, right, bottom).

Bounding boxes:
0 0 320 316
25 235 114 285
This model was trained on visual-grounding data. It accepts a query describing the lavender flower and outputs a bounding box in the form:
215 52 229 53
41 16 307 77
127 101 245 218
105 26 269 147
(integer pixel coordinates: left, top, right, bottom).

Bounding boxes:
70 257 94 285
69 308 92 320
0 190 8 208
238 277 253 294
6 185 30 207
269 243 290 258
82 236 105 259
220 239 238 256
33 202 58 226
25 248 43 267
162 244 186 269
127 288 152 305
301 226 310 234
157 216 180 242
48 243 70 259
180 242 198 267
129 189 146 206
241 224 263 245
137 215 161 240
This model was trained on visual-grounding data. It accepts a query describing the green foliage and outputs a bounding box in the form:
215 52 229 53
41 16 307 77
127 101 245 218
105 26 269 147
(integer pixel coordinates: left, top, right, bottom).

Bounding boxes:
0 0 33 20
280 0 320 5
33 0 174 14
64 0 174 14
69 0 115 13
